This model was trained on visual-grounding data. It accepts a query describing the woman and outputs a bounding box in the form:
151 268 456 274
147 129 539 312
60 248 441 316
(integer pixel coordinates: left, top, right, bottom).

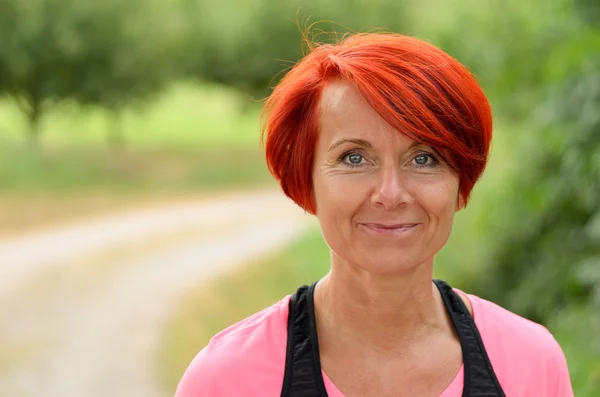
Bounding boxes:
175 33 574 396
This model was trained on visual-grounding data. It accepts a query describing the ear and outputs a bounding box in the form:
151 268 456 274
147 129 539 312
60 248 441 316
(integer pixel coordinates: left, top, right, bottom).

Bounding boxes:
455 192 466 212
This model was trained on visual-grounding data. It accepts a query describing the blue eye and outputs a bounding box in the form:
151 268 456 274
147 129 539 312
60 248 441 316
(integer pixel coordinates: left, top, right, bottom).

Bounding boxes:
339 152 365 168
415 155 429 165
348 154 363 164
413 153 438 168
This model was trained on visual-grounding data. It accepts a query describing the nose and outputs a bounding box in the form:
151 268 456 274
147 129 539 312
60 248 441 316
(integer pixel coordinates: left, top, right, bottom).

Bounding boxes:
370 165 413 210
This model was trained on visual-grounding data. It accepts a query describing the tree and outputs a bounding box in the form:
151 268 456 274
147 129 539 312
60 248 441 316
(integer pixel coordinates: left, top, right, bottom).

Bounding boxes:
0 0 72 143
467 1 600 391
65 0 186 147
179 0 410 100
0 0 183 146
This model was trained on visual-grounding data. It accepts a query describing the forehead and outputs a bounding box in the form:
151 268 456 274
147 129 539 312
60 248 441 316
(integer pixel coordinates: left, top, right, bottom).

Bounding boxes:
319 80 376 123
320 80 359 109
318 80 412 146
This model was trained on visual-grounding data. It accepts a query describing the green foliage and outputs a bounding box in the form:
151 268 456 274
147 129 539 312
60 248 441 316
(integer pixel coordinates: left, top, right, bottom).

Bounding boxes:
575 0 600 27
0 82 263 149
180 0 410 98
475 66 600 318
469 3 600 391
63 0 185 108
0 141 272 193
422 0 591 120
0 0 185 143
0 82 272 192
0 0 74 140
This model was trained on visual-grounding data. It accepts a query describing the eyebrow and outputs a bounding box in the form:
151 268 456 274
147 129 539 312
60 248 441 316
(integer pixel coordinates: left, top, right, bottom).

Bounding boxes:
328 138 373 152
327 138 422 152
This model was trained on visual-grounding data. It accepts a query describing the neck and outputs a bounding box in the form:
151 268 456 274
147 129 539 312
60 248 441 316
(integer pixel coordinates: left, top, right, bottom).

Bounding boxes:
313 254 449 354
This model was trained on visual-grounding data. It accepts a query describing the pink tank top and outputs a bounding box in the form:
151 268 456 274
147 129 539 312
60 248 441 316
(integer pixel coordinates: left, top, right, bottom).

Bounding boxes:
175 290 574 396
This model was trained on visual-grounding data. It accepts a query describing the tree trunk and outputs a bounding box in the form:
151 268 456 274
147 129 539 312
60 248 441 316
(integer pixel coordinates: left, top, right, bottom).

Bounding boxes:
27 97 42 147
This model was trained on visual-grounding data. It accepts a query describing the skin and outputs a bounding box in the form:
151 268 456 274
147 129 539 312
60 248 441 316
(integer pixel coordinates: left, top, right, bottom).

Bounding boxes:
311 80 472 397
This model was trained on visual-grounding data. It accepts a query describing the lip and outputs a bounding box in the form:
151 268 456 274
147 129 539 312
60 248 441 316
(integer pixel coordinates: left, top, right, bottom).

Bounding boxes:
359 222 420 237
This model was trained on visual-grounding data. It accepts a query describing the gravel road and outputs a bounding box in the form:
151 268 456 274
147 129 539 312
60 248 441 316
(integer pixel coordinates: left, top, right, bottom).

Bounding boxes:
0 189 313 397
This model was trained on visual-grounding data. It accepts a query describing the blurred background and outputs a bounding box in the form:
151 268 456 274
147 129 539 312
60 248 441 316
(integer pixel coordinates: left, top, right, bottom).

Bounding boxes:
0 0 598 395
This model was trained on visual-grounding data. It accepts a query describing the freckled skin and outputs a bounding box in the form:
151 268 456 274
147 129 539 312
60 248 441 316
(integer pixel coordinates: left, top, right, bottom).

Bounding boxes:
312 81 465 277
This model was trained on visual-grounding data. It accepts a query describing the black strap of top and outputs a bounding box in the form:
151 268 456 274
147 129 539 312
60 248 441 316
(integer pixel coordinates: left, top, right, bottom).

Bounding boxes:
281 283 328 397
433 279 506 397
281 280 506 397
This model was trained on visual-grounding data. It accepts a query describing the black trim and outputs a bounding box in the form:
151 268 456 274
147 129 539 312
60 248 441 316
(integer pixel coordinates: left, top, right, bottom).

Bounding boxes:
280 288 300 397
280 284 329 397
433 279 506 397
459 297 506 396
307 282 329 396
282 280 506 397
434 279 473 394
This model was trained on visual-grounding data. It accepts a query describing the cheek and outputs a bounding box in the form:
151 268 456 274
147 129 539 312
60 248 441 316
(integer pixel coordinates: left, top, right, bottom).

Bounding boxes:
313 171 367 214
313 174 364 246
413 176 460 220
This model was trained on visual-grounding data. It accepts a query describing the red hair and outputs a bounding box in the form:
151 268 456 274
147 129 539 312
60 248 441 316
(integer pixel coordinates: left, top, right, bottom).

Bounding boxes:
261 33 493 214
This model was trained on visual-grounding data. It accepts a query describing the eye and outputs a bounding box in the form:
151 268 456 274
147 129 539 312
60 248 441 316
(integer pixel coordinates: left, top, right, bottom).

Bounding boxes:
347 154 363 164
412 152 438 168
414 155 429 165
338 151 366 168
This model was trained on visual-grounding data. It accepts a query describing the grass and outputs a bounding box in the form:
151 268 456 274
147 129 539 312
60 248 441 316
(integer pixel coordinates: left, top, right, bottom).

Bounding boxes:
0 81 275 233
0 82 264 150
0 81 271 195
0 143 272 191
0 143 274 234
157 227 330 394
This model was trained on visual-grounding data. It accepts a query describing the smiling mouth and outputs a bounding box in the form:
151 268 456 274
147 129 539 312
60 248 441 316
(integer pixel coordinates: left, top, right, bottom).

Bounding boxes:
360 223 420 236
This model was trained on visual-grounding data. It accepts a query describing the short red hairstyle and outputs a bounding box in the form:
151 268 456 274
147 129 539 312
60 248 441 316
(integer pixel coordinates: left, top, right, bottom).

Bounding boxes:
261 33 493 214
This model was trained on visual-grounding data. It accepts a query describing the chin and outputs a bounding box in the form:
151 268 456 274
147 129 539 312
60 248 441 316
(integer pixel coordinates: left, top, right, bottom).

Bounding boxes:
353 251 428 277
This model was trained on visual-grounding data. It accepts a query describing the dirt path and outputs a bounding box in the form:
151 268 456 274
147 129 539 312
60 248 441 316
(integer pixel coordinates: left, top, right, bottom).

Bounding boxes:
0 189 313 397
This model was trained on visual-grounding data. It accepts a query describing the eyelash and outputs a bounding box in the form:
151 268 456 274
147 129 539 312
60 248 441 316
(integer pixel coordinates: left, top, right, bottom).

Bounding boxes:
337 150 439 169
338 151 366 168
413 152 439 168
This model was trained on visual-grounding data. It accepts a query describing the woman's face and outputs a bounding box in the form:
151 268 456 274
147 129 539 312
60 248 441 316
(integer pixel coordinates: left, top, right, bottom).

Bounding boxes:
312 81 464 276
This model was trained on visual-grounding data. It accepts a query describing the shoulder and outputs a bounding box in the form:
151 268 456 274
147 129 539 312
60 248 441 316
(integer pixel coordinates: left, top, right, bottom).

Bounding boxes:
464 292 574 396
174 296 291 397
